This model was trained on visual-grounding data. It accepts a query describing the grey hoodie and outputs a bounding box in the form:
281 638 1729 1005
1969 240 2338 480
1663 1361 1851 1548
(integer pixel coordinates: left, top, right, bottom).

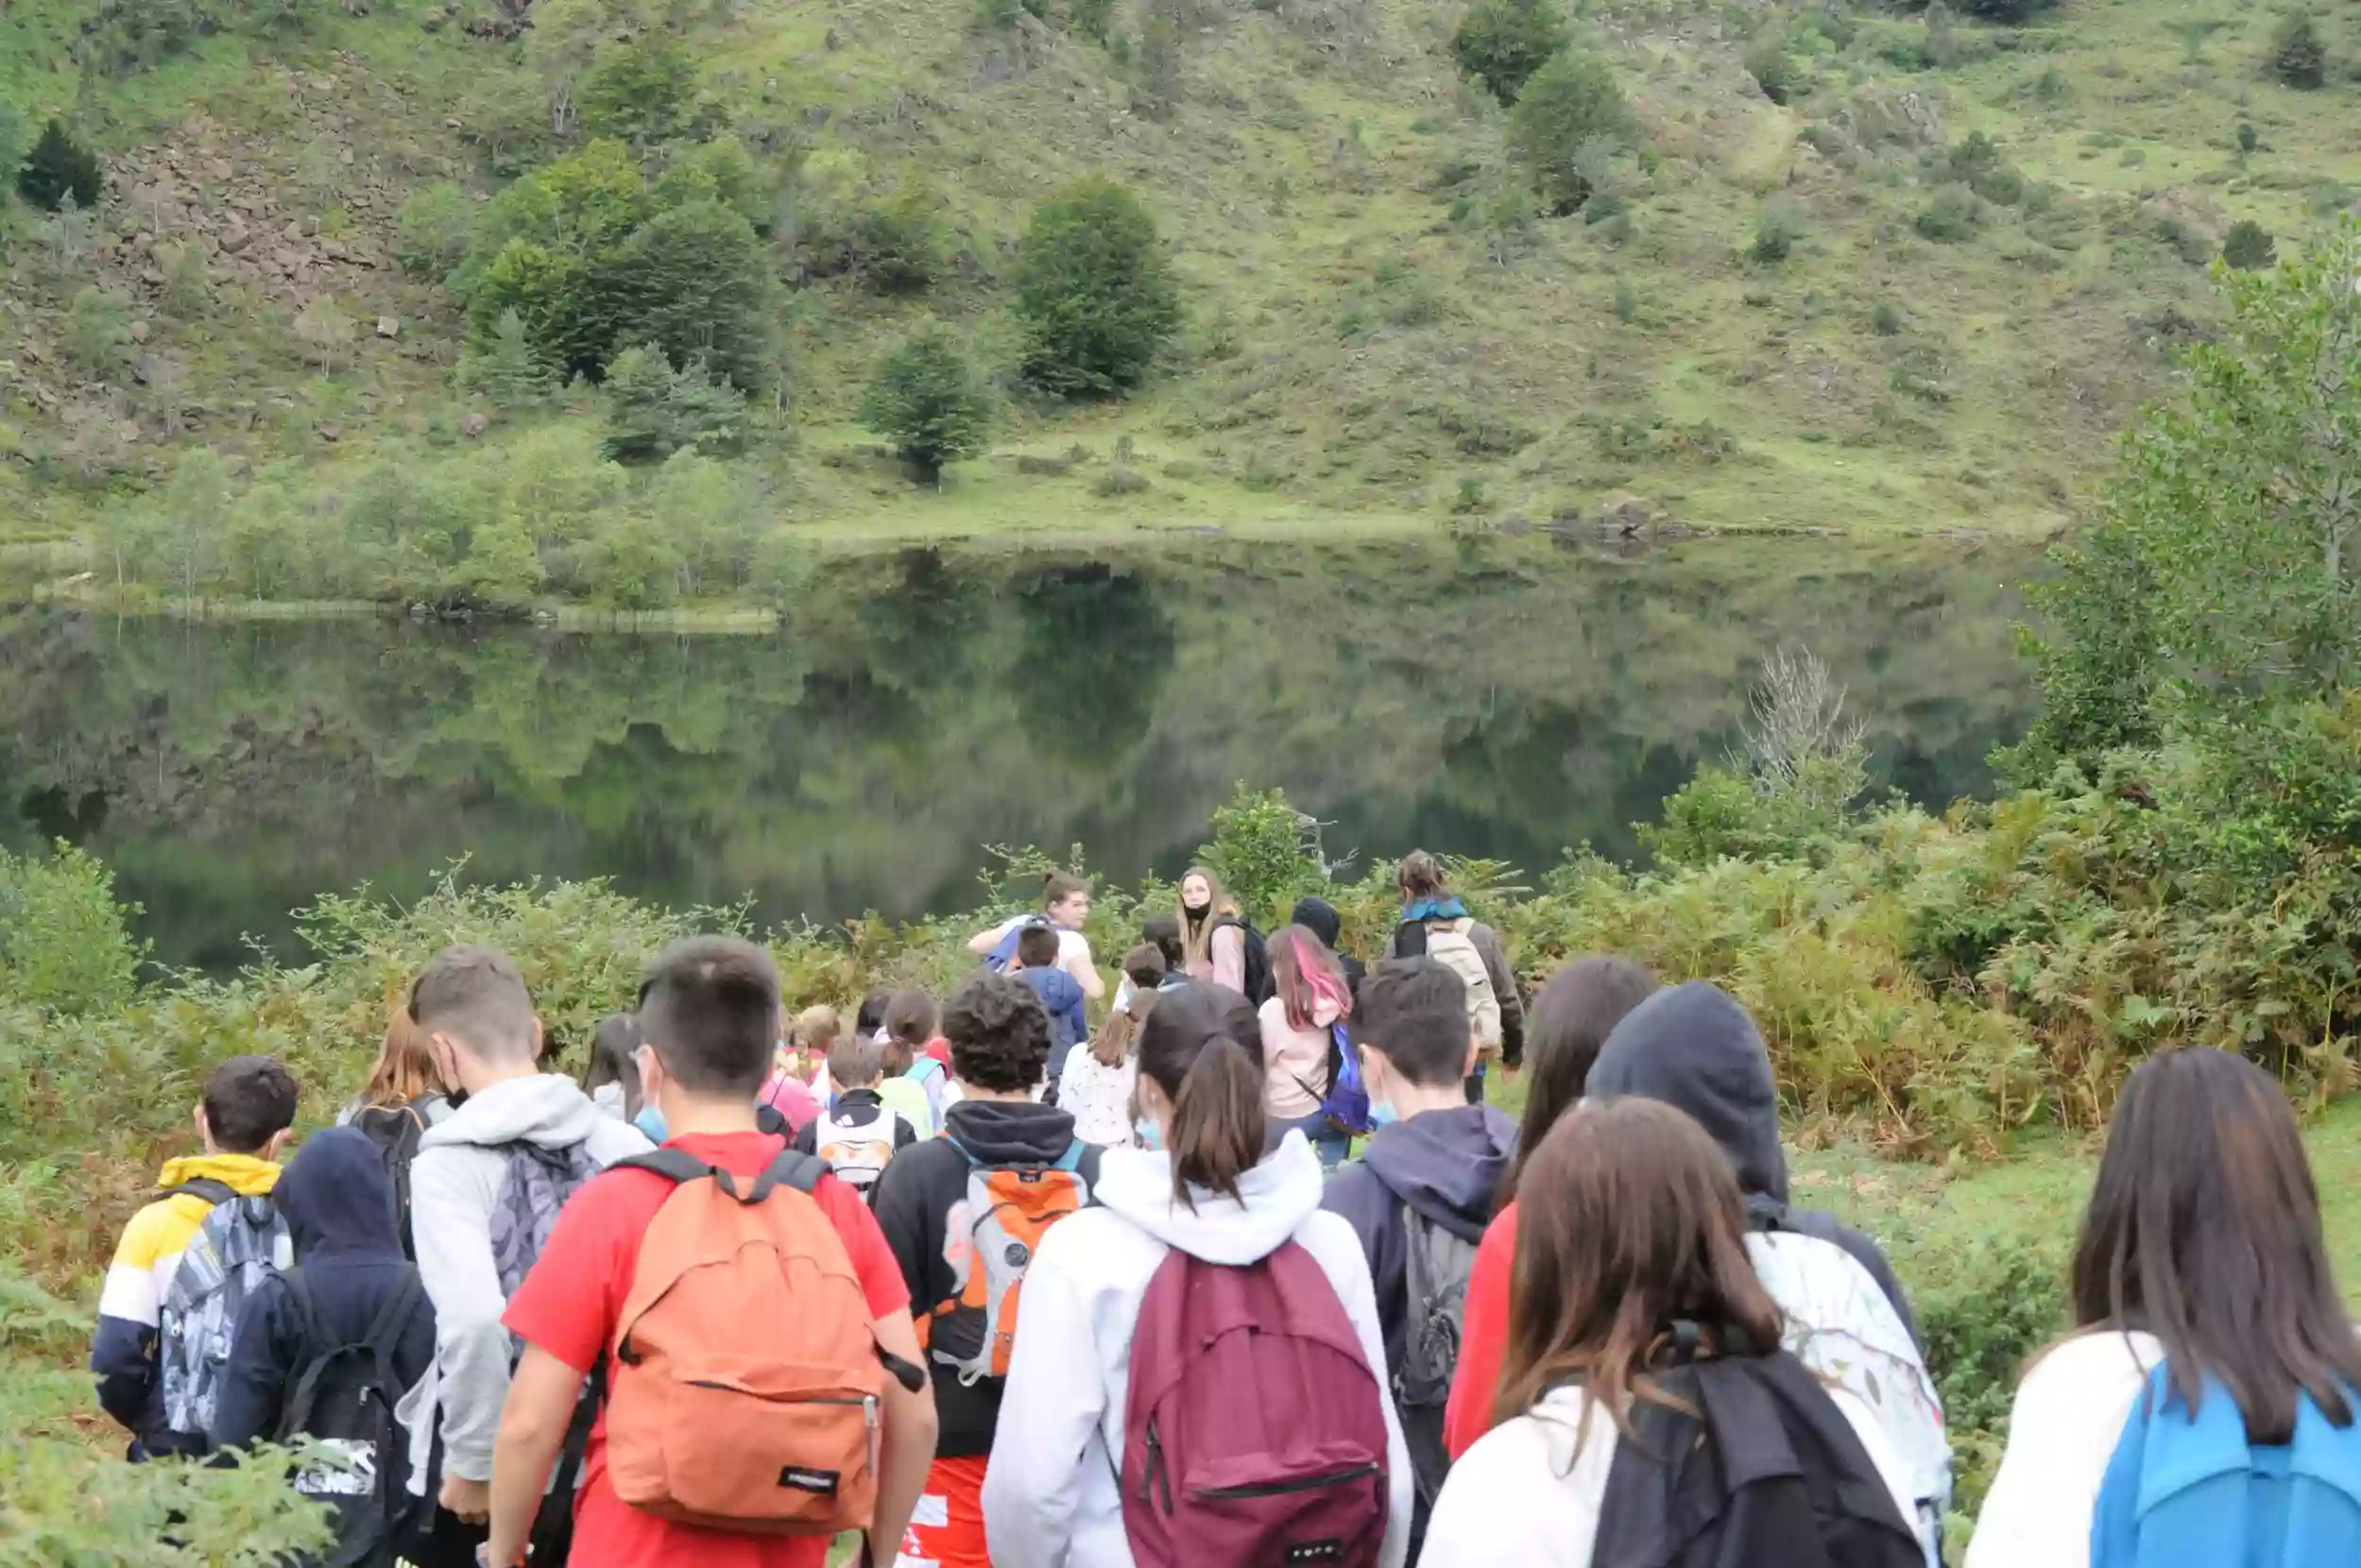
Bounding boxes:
407 1074 648 1483
981 1133 1413 1568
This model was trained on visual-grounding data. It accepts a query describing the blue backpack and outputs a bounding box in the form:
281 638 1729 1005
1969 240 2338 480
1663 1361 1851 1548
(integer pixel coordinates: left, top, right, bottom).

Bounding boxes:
2092 1362 2361 1568
1307 1023 1371 1138
984 915 1054 973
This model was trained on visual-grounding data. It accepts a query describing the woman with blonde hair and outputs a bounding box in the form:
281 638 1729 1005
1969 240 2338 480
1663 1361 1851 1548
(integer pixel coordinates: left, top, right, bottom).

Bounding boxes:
1176 863 1249 994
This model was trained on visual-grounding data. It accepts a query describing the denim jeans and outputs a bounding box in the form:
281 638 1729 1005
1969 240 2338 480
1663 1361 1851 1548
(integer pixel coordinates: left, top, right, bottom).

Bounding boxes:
1269 1107 1351 1168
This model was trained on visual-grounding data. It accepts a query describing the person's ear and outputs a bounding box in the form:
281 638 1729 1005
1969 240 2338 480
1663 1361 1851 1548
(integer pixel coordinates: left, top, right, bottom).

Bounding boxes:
1134 1076 1172 1125
193 1103 210 1148
636 1043 665 1108
1358 1040 1394 1102
427 1031 463 1092
264 1126 294 1162
1462 1030 1482 1079
532 1014 548 1063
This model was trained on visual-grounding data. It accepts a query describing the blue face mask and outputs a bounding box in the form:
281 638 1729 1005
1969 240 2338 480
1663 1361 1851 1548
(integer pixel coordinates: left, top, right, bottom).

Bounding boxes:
633 1104 669 1144
1134 1116 1164 1150
1368 1099 1399 1131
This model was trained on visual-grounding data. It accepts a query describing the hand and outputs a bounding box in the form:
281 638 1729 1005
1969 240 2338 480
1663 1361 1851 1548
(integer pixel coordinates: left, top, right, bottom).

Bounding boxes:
441 1474 492 1524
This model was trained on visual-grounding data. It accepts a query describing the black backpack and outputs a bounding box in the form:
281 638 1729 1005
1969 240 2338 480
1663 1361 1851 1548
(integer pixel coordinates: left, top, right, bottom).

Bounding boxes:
348 1104 428 1261
274 1270 426 1568
1593 1328 1925 1568
1214 914 1274 1004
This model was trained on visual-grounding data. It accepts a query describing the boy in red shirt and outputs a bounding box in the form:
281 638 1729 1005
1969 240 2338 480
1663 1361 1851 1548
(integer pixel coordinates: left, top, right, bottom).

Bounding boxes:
486 937 939 1568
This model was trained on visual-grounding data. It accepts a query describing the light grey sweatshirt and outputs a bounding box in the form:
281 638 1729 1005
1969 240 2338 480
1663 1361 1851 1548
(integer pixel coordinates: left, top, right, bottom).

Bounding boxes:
407 1075 648 1482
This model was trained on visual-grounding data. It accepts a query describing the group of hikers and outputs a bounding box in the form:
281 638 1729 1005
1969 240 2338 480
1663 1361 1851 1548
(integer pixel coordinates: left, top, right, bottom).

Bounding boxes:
89 851 2361 1567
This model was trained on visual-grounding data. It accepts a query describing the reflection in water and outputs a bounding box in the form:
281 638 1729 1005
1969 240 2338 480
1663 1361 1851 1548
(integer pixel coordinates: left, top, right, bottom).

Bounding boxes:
0 537 2038 971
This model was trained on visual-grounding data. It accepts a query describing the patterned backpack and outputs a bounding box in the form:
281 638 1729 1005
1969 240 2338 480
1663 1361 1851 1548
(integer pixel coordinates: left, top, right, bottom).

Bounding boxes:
925 1138 1097 1382
488 1141 603 1303
159 1184 293 1442
814 1106 902 1199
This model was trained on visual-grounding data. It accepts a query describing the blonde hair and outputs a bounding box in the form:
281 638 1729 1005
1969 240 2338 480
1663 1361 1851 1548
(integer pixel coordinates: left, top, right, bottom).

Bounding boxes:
791 1004 844 1060
1176 864 1240 971
357 997 449 1110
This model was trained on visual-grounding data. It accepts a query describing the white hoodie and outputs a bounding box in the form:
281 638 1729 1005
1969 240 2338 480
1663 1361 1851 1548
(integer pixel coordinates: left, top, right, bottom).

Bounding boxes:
982 1131 1412 1568
405 1074 649 1485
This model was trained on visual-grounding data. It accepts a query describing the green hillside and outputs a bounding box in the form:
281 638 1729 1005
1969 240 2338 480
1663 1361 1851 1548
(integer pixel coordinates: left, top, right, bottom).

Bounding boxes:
2 0 2357 582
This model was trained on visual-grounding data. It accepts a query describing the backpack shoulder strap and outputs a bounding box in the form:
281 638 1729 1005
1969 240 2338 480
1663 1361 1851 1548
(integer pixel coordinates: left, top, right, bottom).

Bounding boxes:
746 1148 829 1202
607 1148 721 1186
359 1270 426 1362
275 1269 331 1439
160 1176 240 1206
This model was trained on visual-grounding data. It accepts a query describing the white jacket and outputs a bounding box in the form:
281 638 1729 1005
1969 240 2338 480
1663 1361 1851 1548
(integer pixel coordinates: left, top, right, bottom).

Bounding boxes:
1423 1376 1919 1567
981 1132 1412 1568
1965 1331 2164 1568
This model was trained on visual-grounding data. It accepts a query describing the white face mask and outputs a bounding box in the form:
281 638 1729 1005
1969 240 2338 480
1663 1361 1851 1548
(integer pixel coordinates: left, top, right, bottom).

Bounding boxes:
590 1081 626 1118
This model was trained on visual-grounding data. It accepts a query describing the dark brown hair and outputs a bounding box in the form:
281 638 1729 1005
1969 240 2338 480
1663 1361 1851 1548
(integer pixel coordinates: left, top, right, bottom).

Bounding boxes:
1356 956 1469 1086
1089 944 1167 1068
2071 1048 2361 1440
580 1013 642 1120
883 989 938 1048
1396 849 1448 902
1500 956 1659 1206
204 1055 299 1153
1494 1099 1781 1445
358 997 450 1111
942 972 1053 1093
1269 923 1353 1032
1016 924 1061 969
1042 869 1090 912
637 936 780 1098
1136 981 1265 1209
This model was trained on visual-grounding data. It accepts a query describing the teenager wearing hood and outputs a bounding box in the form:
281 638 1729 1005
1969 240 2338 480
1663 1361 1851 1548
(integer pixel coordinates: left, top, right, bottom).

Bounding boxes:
1320 955 1517 1553
1444 980 1950 1562
402 946 648 1546
873 971 1101 1568
1291 895 1366 999
211 1124 437 1456
982 981 1412 1568
1380 852 1524 1099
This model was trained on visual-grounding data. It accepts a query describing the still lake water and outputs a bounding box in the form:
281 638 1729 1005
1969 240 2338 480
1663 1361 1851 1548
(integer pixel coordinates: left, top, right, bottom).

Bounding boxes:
1 535 2038 972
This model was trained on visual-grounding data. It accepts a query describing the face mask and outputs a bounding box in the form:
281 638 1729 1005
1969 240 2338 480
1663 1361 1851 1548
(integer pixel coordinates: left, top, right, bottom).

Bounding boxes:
1368 1099 1399 1131
634 1104 669 1144
1134 1116 1164 1150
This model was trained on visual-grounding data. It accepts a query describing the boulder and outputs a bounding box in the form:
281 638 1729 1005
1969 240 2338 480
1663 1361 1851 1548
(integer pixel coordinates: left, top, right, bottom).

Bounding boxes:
459 411 488 439
376 315 400 339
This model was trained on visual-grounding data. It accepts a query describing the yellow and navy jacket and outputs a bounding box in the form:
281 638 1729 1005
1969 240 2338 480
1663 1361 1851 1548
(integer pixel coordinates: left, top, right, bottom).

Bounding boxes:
91 1152 280 1457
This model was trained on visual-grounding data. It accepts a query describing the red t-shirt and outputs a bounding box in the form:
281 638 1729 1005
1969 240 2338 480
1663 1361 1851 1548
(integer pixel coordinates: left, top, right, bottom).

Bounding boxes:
503 1131 912 1568
1442 1201 1519 1461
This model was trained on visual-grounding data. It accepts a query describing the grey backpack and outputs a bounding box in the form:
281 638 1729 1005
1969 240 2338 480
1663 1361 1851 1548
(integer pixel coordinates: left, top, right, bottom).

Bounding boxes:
488 1141 603 1302
1394 1206 1480 1514
159 1183 293 1443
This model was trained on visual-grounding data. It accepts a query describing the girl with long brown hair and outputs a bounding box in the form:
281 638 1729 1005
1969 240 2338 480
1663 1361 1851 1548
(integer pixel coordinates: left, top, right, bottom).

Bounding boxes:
1257 923 1355 1167
1966 1048 2361 1568
1421 1099 1919 1566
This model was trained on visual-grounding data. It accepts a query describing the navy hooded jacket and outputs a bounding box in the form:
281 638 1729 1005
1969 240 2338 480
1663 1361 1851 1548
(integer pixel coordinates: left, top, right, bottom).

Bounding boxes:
1016 964 1088 1079
1585 980 1921 1342
210 1126 437 1451
1321 1102 1518 1377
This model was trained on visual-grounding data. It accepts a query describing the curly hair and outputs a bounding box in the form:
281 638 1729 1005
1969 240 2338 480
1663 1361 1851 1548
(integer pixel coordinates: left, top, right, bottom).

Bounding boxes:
941 971 1054 1094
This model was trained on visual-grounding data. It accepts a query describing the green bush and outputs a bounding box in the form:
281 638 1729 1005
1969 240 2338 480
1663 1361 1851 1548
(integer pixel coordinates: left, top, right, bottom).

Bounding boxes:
1452 0 1569 104
81 0 207 73
0 844 146 1014
600 343 746 465
0 98 30 195
1507 48 1632 215
396 182 478 281
1905 1230 2070 1516
1198 785 1329 927
1015 176 1184 399
1915 183 1980 243
860 330 996 483
579 36 709 147
64 286 134 379
844 183 950 294
2221 218 2276 270
1743 35 1803 105
1942 131 2026 206
598 198 778 394
457 307 558 412
1958 0 2056 23
18 120 103 213
1752 198 1805 264
2269 12 2327 90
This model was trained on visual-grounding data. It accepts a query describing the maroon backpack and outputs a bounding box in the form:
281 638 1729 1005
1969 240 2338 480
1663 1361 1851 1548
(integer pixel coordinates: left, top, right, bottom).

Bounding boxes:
1121 1240 1391 1568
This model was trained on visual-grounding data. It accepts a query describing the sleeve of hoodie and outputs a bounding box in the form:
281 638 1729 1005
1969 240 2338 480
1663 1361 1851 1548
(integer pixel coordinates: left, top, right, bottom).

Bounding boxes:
407 1146 510 1483
210 1275 301 1451
92 1198 182 1436
1300 1212 1414 1568
983 1231 1104 1568
1473 923 1526 1067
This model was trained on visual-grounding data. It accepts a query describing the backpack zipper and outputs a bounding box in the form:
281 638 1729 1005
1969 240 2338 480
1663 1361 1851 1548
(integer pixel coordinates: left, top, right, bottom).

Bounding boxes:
1197 1462 1380 1501
1144 1420 1173 1513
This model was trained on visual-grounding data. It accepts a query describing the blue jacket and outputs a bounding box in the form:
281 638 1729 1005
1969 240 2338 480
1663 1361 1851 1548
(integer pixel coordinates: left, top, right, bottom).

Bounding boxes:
1320 1103 1517 1378
1017 965 1088 1079
2093 1364 2361 1567
210 1127 437 1451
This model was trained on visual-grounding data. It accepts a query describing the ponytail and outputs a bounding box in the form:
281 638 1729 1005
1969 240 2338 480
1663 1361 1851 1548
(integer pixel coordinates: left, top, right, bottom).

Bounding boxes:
1136 981 1271 1211
1169 1035 1265 1208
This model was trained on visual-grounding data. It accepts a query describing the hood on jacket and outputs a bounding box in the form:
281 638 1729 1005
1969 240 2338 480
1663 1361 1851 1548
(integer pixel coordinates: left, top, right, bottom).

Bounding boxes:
1586 980 1787 1203
1018 965 1083 1010
1360 1104 1518 1244
155 1151 282 1198
417 1072 613 1155
1401 895 1471 924
1093 1129 1325 1265
945 1099 1080 1166
1291 895 1343 950
277 1126 403 1260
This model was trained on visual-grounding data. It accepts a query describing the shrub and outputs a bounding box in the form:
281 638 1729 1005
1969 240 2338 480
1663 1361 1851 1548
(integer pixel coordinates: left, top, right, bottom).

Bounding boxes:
160 241 212 318
1452 0 1569 105
1942 131 2025 206
396 182 478 281
18 120 102 213
600 343 746 465
63 286 133 379
847 183 950 294
1507 48 1632 215
82 0 207 73
1015 176 1184 399
0 844 146 1014
1915 183 1980 243
598 199 778 394
1873 300 1905 335
859 330 996 483
0 98 30 194
2269 13 2326 90
456 307 557 412
1198 785 1328 925
1752 198 1805 264
1743 35 1803 105
1958 0 2056 23
2221 218 2276 270
1907 1230 2070 1515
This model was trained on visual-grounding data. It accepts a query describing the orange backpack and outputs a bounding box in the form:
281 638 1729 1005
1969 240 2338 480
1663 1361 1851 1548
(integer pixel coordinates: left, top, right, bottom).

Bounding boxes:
602 1149 922 1536
922 1137 1097 1381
